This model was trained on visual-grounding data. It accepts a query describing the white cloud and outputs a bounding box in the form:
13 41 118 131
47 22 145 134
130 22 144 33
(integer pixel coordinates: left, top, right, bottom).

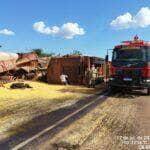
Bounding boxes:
110 7 150 29
110 13 134 29
134 7 150 27
0 29 15 35
33 22 85 39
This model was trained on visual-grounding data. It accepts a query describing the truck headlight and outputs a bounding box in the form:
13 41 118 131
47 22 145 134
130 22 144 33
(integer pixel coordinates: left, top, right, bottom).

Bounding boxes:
143 79 150 83
110 77 115 81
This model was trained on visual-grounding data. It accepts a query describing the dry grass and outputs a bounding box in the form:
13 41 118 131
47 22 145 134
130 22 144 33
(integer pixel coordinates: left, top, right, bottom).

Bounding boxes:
0 81 102 141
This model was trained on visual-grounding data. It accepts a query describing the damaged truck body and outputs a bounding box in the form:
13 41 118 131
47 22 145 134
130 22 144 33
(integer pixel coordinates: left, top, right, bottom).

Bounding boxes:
0 52 50 83
47 55 105 85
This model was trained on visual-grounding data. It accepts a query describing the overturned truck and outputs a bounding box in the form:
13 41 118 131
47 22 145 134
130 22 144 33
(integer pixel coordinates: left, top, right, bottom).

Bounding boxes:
47 55 105 85
15 52 39 79
15 52 50 80
0 51 50 83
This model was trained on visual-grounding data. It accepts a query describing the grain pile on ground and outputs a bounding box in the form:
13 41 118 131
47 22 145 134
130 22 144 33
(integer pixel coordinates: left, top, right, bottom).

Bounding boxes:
41 93 138 150
0 81 103 142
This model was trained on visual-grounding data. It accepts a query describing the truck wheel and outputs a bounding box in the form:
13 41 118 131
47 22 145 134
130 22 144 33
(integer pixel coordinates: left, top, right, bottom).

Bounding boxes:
109 86 117 91
147 88 150 95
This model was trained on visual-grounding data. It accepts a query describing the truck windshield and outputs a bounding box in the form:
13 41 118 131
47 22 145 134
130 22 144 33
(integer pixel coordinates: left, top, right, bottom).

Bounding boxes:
112 49 145 62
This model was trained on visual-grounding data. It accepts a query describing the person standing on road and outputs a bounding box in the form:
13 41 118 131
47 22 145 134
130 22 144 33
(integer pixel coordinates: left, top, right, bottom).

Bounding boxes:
86 65 98 88
60 73 69 85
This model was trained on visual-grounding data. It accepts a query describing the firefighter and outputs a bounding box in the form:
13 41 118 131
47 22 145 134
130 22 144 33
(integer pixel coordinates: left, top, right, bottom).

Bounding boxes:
86 65 98 88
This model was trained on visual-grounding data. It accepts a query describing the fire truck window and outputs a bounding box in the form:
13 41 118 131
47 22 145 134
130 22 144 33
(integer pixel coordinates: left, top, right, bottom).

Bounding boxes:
113 49 144 61
141 47 149 61
112 51 117 60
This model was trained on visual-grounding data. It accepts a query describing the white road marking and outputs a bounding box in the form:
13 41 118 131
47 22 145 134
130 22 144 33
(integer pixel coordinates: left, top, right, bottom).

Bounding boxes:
12 91 109 150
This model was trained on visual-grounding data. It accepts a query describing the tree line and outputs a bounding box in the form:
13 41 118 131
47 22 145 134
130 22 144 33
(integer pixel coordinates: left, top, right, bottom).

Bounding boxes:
31 49 83 57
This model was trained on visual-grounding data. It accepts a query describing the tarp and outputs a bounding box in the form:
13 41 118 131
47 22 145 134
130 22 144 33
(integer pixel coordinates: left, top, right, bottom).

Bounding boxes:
0 52 18 61
0 52 18 73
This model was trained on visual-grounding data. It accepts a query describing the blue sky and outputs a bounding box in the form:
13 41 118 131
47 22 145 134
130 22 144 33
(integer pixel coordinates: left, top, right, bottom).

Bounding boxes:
0 0 150 57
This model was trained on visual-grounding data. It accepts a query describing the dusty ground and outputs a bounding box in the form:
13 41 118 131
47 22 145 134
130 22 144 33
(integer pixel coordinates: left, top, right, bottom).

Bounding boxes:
33 91 149 150
0 81 103 144
0 84 149 150
40 91 139 150
136 96 150 136
80 92 139 150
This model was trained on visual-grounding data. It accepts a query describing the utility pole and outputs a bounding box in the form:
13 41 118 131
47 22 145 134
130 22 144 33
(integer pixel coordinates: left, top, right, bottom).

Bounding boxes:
105 49 113 87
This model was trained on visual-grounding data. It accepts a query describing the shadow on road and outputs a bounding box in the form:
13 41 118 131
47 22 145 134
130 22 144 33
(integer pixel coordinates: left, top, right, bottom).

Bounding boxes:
110 88 147 99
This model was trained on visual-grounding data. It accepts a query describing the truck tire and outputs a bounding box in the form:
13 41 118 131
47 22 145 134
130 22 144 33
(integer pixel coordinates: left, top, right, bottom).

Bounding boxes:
148 88 150 95
109 86 118 92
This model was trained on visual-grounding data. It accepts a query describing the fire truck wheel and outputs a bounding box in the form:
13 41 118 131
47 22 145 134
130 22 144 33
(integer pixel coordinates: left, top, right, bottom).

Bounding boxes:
148 88 150 95
110 86 117 91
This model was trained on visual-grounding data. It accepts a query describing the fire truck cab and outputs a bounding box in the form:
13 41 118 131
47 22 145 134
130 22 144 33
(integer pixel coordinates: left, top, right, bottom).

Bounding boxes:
109 36 150 95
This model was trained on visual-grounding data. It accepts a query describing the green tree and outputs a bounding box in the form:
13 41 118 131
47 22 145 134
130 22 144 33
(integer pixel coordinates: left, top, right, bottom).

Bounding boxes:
31 49 55 57
71 50 82 55
32 48 42 56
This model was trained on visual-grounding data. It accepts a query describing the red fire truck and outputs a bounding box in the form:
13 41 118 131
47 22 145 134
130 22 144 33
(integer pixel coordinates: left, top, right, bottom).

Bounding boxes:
109 36 150 95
